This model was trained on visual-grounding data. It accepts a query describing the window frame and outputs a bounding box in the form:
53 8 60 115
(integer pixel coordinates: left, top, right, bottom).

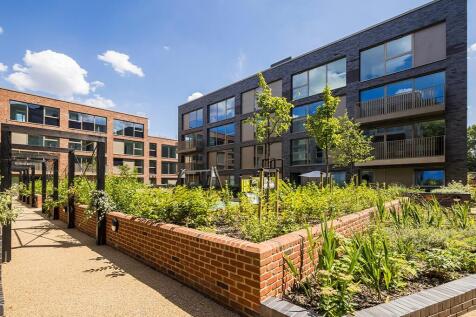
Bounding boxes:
68 111 107 133
292 58 346 100
10 100 60 127
208 97 235 123
208 123 235 146
112 119 144 138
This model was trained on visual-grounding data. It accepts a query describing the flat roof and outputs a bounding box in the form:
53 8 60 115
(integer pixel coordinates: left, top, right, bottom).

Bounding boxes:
0 86 148 119
179 0 441 108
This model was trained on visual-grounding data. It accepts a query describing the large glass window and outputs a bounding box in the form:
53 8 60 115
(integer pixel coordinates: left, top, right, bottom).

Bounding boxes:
10 101 60 126
208 149 234 170
149 143 157 157
161 145 177 158
361 35 413 81
209 97 235 123
365 119 445 141
208 123 235 146
69 111 107 133
360 72 445 104
292 58 346 100
23 135 59 148
113 139 144 156
149 160 157 174
183 109 203 130
68 139 96 152
113 120 144 138
292 101 323 133
415 170 444 187
161 162 177 174
291 138 323 166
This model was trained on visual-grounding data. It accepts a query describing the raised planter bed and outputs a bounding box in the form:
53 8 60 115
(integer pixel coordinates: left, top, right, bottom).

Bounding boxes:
53 200 400 316
261 274 476 317
405 192 471 207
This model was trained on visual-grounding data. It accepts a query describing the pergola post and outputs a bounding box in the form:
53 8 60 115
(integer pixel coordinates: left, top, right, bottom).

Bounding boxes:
53 159 59 220
67 151 75 228
25 168 30 189
96 141 106 245
1 129 12 263
41 161 47 213
31 165 36 207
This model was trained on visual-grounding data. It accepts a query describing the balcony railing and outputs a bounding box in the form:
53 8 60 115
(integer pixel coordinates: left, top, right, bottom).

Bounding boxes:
178 139 204 153
357 85 444 119
180 162 206 171
370 136 445 161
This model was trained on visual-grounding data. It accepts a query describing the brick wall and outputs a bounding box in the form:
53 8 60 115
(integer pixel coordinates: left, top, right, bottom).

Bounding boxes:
46 199 399 316
58 206 68 224
102 200 400 316
74 205 96 238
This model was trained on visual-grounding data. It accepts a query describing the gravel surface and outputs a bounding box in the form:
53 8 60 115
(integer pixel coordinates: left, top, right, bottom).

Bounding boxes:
3 202 237 317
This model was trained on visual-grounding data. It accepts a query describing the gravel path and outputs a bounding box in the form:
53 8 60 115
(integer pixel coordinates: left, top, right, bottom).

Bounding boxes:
2 202 237 317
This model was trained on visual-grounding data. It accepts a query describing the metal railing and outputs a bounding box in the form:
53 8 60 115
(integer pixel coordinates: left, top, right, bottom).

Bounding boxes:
178 139 204 153
357 85 444 118
371 136 445 160
180 162 206 171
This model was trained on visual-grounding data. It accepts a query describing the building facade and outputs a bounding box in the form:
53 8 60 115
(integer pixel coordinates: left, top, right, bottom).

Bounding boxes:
0 88 178 185
177 0 467 188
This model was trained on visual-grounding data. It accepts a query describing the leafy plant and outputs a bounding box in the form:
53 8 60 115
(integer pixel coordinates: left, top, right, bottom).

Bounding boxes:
445 202 473 229
0 190 19 225
87 190 116 221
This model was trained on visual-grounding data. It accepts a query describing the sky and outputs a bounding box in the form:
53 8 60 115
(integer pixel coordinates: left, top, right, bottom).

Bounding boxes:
0 0 474 139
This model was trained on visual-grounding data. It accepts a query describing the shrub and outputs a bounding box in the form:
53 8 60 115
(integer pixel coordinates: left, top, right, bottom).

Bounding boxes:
431 180 471 194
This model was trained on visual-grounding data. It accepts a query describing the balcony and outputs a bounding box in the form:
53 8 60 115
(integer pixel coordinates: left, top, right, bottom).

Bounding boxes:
356 86 445 124
180 161 206 171
178 139 204 154
357 136 445 166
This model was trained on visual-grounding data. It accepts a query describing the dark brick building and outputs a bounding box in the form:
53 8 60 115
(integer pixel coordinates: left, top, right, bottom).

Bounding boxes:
177 0 467 188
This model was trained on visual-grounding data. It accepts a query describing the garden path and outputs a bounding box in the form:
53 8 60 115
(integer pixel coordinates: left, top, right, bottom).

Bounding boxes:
2 201 237 317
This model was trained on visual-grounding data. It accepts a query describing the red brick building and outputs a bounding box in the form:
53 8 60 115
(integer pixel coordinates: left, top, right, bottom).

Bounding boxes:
0 87 177 184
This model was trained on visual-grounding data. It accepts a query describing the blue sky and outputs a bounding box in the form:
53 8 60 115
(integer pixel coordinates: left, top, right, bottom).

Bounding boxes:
0 0 474 139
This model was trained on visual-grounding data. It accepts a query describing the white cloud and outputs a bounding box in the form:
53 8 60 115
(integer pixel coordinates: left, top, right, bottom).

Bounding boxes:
0 26 3 34
468 43 476 53
0 63 7 73
163 46 170 51
233 51 246 80
84 94 116 109
98 50 144 77
6 50 90 97
90 80 105 92
187 92 203 101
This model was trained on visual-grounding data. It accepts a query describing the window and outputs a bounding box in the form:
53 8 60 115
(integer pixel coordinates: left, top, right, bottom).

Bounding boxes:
113 120 144 138
242 80 282 114
74 156 96 174
113 158 143 174
183 133 204 149
161 145 177 158
360 72 445 105
161 162 177 174
292 101 323 133
360 35 413 80
68 139 96 152
183 109 203 130
113 140 144 156
209 97 235 123
291 138 323 165
10 100 60 126
23 135 59 148
241 143 281 169
208 123 235 146
69 111 107 133
415 170 444 187
208 150 234 170
149 160 157 174
292 58 346 100
365 119 445 141
149 143 157 157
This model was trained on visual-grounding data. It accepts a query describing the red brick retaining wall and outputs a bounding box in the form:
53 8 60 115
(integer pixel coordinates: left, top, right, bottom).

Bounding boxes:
58 206 68 224
74 205 96 238
46 199 400 316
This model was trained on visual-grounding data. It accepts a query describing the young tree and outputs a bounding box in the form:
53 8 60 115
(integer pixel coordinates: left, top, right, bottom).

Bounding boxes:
334 113 374 184
304 86 341 184
468 124 476 172
245 72 294 170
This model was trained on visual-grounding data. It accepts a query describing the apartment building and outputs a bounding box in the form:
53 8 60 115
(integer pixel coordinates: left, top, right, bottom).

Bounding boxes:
177 0 467 188
0 88 178 185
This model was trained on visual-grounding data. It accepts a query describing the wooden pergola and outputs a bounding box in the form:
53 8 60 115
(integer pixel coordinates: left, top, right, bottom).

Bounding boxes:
0 123 107 262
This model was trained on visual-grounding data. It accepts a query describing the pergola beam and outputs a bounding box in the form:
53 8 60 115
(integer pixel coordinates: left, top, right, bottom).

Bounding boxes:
1 124 106 143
